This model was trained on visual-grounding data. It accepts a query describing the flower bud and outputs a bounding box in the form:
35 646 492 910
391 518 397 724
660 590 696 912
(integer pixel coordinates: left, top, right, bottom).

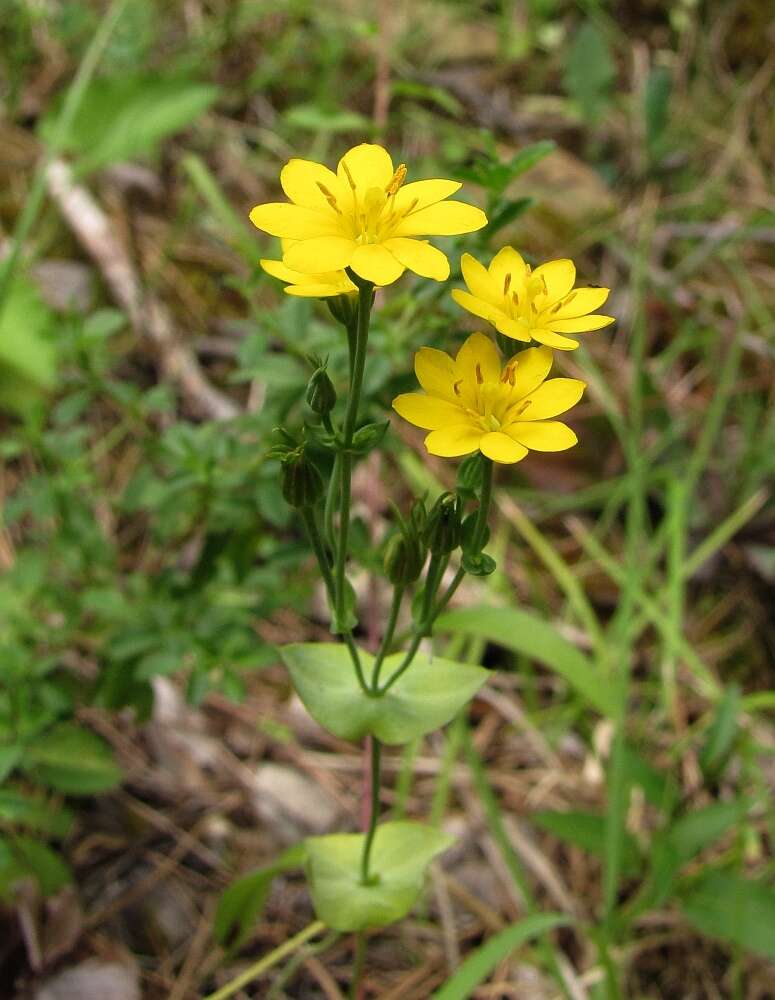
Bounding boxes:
383 530 425 586
351 420 389 454
281 449 325 508
306 365 337 416
326 293 358 328
456 453 483 499
424 491 463 556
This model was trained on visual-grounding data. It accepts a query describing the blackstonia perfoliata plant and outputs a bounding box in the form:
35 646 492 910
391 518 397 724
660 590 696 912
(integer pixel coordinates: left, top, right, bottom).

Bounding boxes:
245 142 612 962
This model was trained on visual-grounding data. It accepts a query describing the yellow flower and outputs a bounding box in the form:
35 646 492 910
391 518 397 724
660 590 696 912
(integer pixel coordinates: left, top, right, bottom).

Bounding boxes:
452 248 614 350
392 332 585 464
250 144 487 287
260 258 358 298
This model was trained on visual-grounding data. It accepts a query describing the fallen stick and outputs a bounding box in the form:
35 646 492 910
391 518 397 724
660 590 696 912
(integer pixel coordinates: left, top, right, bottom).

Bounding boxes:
45 158 239 420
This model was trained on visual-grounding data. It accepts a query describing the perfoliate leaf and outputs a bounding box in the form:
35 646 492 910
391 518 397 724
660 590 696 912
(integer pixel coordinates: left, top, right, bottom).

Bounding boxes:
305 821 453 931
280 643 489 744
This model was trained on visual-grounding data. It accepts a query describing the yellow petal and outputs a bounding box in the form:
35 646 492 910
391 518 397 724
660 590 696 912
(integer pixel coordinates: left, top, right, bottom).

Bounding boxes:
393 179 461 213
506 346 553 398
260 258 306 283
455 333 501 406
545 287 609 319
488 246 527 286
249 203 341 239
545 314 615 333
508 421 578 451
392 393 465 430
383 238 449 280
531 328 581 351
533 259 576 303
284 236 356 273
517 378 586 421
350 244 404 285
479 432 528 464
280 159 346 210
424 425 483 457
337 143 394 191
396 201 487 237
461 253 500 303
493 313 531 342
451 289 509 329
415 347 457 401
285 283 350 298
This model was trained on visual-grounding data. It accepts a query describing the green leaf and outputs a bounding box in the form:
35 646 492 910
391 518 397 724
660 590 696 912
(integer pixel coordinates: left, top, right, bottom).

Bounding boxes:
431 913 570 999
23 723 123 795
532 810 641 876
283 104 372 134
437 606 617 717
700 684 741 780
0 746 22 783
0 790 74 837
45 75 219 172
280 643 489 744
680 871 775 959
305 821 453 931
0 277 57 414
0 836 73 898
214 843 305 951
563 22 615 123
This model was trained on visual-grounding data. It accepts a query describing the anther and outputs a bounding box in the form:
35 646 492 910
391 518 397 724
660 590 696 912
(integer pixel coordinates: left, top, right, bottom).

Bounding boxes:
540 275 548 294
531 302 537 314
503 273 512 296
475 363 484 386
341 161 357 190
385 163 407 195
453 379 463 396
316 182 340 211
516 399 532 415
512 291 519 307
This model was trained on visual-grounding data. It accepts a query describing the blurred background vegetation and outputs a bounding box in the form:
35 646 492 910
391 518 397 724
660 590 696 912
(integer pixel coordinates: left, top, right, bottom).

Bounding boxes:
0 0 773 997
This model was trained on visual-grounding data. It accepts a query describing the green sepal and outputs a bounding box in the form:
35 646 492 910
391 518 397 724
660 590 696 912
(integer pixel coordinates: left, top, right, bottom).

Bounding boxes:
305 821 454 931
280 642 489 744
351 419 389 455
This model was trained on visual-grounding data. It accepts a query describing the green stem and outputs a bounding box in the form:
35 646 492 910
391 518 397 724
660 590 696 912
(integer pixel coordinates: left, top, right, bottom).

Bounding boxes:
360 737 382 884
370 585 405 691
349 932 367 1000
377 552 445 694
324 452 341 549
300 506 369 693
334 279 373 634
473 458 494 551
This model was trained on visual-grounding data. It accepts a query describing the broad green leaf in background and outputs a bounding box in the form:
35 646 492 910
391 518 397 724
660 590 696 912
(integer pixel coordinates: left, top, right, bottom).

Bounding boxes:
0 277 57 415
214 843 305 952
23 723 123 795
305 821 453 931
0 790 74 838
563 22 616 124
283 104 373 134
437 606 618 717
532 810 641 876
431 913 570 1000
644 65 672 157
0 835 72 898
681 871 775 960
280 643 489 744
42 75 219 172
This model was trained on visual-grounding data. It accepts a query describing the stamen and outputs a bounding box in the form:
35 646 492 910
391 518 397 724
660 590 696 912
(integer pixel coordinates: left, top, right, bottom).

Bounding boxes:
316 182 340 211
453 379 463 396
341 161 357 190
516 399 532 416
530 302 537 315
385 163 407 195
563 291 577 305
503 272 512 296
403 197 419 216
512 291 519 307
540 275 548 294
475 363 484 386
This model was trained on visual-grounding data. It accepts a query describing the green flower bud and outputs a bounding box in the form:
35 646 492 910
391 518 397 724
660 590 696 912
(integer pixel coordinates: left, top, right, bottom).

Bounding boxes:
456 453 483 499
424 491 463 556
383 531 425 586
306 365 337 416
351 420 389 454
326 293 358 328
281 450 325 508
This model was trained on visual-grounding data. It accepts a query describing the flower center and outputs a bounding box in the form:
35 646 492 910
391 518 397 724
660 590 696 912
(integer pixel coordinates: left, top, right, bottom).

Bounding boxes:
335 162 417 244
